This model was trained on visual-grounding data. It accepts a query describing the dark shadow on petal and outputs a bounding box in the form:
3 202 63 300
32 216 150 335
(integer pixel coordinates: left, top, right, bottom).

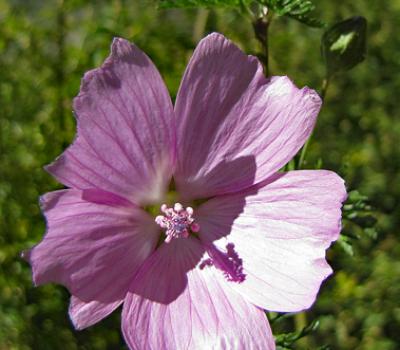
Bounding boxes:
196 156 258 241
175 38 267 198
127 237 205 304
98 67 122 89
176 47 261 179
81 188 133 207
178 155 258 202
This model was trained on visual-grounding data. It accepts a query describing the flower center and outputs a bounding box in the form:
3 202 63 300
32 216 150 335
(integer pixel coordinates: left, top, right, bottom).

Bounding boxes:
155 203 200 243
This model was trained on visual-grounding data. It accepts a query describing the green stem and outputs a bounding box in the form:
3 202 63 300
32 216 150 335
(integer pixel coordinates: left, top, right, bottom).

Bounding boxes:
253 8 272 76
297 76 331 169
239 0 254 18
294 312 308 347
192 8 209 43
320 76 330 100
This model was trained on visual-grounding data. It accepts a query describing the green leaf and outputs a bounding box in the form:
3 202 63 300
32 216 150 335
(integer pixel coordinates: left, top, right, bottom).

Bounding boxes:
364 227 378 239
322 16 367 76
275 319 320 347
343 190 372 219
341 189 378 256
158 0 249 8
338 234 354 256
261 0 324 28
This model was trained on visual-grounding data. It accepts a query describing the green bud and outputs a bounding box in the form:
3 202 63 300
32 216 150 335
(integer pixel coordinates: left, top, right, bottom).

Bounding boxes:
321 16 367 76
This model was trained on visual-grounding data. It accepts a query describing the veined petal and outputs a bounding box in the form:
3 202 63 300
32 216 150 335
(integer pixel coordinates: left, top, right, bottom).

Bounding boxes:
197 170 346 312
174 33 321 200
46 38 175 205
122 237 275 350
69 297 123 330
23 189 160 327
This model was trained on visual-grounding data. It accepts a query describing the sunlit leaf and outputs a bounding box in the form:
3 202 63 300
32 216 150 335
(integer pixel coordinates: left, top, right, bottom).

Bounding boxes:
338 235 354 256
260 0 324 27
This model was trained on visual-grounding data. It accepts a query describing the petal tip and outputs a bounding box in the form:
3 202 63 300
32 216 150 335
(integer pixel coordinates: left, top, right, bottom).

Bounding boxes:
38 190 64 212
302 86 323 109
111 37 135 58
68 310 84 331
111 36 128 45
204 31 226 41
43 157 63 179
68 301 85 331
271 76 322 108
321 170 348 203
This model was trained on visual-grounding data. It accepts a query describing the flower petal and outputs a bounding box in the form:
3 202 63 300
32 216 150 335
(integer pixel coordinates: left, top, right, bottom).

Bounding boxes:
174 33 321 200
69 296 122 330
46 38 175 205
122 237 275 350
24 189 159 319
197 170 346 312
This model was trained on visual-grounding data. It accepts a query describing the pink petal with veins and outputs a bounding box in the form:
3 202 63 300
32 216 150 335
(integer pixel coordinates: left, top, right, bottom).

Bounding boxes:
24 189 159 327
197 170 346 312
46 38 175 205
122 238 275 350
174 33 321 200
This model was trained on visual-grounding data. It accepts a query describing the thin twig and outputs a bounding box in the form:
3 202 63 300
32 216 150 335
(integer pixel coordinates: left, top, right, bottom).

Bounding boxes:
252 7 273 76
192 8 210 43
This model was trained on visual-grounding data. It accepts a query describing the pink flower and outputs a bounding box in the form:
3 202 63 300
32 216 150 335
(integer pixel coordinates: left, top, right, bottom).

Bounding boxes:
24 33 346 349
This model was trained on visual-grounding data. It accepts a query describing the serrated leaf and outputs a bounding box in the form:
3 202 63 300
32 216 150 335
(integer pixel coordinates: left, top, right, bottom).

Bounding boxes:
261 0 324 27
158 0 248 8
288 12 324 28
322 16 367 76
341 189 378 254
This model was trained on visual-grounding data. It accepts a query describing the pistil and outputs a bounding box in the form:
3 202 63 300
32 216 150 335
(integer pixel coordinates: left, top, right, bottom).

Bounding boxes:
155 203 200 243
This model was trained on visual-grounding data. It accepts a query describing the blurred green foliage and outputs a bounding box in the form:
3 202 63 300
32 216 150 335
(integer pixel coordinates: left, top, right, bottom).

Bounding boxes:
0 0 399 349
